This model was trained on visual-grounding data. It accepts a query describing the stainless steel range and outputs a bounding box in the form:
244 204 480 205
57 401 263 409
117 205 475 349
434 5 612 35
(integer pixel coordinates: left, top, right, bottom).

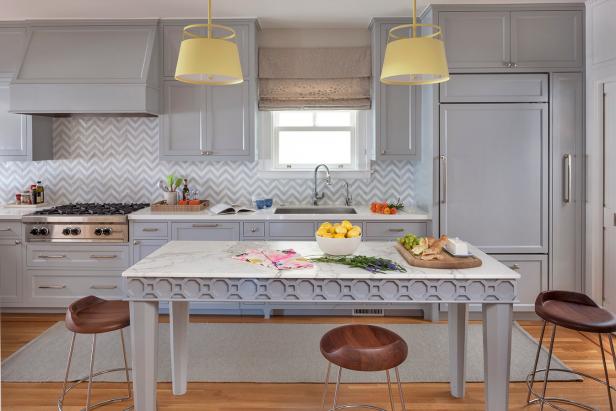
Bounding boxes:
23 203 149 242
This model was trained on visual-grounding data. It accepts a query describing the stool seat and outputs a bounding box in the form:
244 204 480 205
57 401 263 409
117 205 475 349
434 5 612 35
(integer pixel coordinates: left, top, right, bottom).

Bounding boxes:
65 295 130 334
320 324 408 372
535 290 616 334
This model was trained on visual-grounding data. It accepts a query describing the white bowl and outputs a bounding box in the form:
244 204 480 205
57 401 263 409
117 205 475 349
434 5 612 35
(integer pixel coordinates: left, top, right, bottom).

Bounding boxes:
316 235 362 256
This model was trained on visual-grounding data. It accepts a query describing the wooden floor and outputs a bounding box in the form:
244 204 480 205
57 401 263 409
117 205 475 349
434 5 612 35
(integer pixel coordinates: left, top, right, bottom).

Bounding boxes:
1 313 615 410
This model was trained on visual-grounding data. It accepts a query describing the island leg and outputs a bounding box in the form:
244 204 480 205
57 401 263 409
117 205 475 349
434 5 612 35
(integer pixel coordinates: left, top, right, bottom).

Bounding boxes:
170 300 190 395
448 303 468 398
130 301 159 411
482 303 513 411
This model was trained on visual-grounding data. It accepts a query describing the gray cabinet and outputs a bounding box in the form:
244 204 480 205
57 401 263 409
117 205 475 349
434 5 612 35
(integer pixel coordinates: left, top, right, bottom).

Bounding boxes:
0 240 22 304
364 222 428 240
550 73 584 291
370 20 419 161
440 74 548 103
171 222 240 241
159 80 252 160
267 222 315 240
133 239 167 263
439 103 549 254
492 254 547 311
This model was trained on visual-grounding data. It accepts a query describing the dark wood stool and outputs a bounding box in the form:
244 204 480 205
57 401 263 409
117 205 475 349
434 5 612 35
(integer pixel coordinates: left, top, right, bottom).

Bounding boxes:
527 291 616 410
320 324 408 411
58 295 133 411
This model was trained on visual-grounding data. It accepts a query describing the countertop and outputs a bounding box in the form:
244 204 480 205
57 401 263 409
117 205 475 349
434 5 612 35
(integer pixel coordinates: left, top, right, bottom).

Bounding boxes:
128 205 431 221
0 206 47 221
123 240 519 280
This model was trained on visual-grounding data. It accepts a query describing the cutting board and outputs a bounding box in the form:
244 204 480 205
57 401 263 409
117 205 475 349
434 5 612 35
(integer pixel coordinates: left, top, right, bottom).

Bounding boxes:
394 243 482 269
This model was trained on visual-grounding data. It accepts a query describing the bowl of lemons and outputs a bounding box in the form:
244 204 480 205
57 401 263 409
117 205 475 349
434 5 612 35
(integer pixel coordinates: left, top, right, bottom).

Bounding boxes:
315 220 362 256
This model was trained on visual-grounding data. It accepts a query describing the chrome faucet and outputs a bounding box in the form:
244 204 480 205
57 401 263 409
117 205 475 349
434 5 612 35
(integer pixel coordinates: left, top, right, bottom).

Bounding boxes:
344 181 353 206
313 164 332 206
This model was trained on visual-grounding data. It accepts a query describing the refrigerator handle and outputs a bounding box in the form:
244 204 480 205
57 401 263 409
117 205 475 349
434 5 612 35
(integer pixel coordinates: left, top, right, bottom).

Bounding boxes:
440 155 447 204
563 154 572 203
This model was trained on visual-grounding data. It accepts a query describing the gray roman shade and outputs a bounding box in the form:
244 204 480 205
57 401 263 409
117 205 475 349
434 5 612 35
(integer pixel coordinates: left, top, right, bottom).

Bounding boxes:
258 47 371 110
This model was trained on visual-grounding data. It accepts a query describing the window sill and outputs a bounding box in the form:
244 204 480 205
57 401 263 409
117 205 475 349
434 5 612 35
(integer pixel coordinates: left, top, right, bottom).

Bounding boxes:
257 169 374 180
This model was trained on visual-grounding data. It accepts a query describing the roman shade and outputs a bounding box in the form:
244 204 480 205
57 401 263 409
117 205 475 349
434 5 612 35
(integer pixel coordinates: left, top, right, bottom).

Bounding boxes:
258 47 371 110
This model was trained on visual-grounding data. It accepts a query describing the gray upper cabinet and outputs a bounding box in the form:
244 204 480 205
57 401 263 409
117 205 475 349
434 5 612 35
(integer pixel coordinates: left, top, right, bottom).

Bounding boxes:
439 12 510 69
160 80 205 156
511 11 583 69
0 26 27 79
371 20 419 161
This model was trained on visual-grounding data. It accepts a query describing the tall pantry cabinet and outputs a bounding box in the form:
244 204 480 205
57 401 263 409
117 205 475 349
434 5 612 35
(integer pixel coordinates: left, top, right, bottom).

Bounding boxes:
421 4 585 311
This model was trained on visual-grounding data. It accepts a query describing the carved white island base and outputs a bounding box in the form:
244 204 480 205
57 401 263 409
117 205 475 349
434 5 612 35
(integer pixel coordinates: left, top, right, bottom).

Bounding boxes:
122 241 520 411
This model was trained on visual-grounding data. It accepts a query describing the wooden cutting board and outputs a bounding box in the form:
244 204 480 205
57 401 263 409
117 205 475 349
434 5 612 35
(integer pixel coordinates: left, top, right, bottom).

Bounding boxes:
394 243 482 269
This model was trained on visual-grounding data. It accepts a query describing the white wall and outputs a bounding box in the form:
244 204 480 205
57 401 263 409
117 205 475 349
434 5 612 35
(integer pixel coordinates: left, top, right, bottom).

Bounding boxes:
585 0 616 302
259 28 370 47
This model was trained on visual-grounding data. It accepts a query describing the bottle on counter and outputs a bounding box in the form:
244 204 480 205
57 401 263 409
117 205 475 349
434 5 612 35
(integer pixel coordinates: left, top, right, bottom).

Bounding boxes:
30 184 38 204
36 181 44 204
182 179 190 201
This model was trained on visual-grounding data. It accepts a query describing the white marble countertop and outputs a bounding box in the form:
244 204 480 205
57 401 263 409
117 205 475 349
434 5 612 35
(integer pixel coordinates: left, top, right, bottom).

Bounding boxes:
128 205 431 221
123 241 520 280
0 206 41 221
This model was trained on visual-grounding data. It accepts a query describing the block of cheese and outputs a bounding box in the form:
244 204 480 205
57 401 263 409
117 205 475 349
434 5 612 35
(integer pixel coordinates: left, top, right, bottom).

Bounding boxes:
444 237 470 256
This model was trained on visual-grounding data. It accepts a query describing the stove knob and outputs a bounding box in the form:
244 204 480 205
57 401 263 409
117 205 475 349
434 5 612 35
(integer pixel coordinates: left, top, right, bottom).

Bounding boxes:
94 228 103 236
102 227 112 236
39 227 49 236
30 227 40 236
70 227 81 236
62 228 71 236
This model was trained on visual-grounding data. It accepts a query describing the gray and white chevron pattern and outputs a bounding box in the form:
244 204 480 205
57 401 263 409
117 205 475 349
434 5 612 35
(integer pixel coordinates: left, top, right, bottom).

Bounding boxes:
0 117 416 206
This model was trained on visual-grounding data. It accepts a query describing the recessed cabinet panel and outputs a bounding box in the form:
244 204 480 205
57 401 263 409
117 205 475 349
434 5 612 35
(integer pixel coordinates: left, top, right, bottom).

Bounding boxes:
492 254 547 311
440 74 549 103
0 26 27 78
511 11 583 69
439 12 510 69
0 240 21 304
0 83 28 157
207 81 250 157
171 222 240 241
160 80 205 156
133 239 168 263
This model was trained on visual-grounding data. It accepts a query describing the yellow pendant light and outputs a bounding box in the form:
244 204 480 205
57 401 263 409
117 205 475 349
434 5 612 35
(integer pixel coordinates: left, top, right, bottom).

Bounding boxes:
380 0 450 86
175 0 243 85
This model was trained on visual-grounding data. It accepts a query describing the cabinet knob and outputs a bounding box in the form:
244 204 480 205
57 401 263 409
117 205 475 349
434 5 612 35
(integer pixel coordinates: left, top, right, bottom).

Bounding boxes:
381 150 386 155
14 240 21 245
504 62 511 67
509 264 520 271
133 240 140 245
511 62 519 68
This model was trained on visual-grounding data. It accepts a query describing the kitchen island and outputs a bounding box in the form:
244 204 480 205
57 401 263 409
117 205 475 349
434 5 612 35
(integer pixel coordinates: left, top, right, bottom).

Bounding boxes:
123 240 520 411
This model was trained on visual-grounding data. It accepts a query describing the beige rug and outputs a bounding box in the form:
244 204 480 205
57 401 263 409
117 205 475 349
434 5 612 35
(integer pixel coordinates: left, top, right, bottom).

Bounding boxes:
1 322 577 383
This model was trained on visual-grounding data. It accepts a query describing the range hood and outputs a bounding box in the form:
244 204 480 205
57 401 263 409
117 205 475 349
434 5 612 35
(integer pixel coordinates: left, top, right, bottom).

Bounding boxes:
10 20 160 116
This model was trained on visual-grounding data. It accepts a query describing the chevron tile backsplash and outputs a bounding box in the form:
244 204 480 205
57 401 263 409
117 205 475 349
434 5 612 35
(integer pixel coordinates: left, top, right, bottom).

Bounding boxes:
0 117 416 207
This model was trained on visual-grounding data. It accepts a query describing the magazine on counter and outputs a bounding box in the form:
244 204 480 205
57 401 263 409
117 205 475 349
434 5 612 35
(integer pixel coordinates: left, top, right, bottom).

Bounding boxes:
210 203 255 215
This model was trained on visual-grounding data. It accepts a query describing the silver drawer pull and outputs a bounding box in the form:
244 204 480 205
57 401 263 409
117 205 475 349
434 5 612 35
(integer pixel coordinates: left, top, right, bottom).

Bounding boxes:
509 264 521 271
0 228 13 231
90 284 118 290
200 150 214 156
192 224 219 228
38 284 66 289
142 228 159 232
388 228 405 232
89 255 118 259
39 255 66 259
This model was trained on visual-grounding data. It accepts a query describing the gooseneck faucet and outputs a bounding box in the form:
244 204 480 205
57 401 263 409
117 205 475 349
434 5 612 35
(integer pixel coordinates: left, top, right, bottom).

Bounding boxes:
313 164 332 206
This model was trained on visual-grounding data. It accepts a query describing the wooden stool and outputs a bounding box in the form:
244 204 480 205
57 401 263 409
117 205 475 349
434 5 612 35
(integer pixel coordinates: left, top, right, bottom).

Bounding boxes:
527 291 616 410
320 324 408 411
58 296 133 411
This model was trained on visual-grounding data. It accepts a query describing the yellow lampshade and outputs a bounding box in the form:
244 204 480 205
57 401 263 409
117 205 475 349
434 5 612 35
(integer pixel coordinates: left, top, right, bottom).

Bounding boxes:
175 36 243 85
381 37 449 85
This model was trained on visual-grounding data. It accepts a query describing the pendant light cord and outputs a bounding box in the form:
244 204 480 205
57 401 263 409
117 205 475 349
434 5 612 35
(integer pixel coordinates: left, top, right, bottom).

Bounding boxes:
208 0 212 39
412 0 417 37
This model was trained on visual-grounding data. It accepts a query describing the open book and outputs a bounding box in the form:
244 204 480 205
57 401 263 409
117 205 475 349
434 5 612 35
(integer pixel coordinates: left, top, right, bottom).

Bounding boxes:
210 203 255 215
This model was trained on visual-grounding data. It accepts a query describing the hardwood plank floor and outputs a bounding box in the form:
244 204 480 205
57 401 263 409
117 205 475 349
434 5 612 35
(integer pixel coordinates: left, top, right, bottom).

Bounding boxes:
1 313 614 410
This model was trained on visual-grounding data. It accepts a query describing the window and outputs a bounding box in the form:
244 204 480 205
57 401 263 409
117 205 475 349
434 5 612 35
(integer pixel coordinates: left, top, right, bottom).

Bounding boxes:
270 110 365 170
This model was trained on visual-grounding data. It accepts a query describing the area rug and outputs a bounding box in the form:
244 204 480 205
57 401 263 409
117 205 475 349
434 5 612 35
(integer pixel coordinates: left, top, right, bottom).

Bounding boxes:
1 322 577 383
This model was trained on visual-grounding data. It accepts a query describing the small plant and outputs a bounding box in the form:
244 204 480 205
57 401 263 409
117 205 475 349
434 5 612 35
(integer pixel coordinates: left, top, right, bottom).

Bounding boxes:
165 174 183 192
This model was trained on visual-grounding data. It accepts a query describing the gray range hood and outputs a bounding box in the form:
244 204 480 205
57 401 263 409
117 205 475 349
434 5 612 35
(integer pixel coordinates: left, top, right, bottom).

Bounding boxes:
10 20 160 116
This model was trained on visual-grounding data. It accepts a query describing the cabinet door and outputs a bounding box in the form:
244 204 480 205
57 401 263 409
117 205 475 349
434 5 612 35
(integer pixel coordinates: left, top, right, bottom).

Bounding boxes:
133 239 167 263
492 254 547 311
375 23 418 160
550 73 583 291
0 26 27 79
440 103 548 254
0 240 22 304
439 12 510 69
0 83 29 158
511 11 583 69
171 222 240 241
205 81 251 158
160 80 206 158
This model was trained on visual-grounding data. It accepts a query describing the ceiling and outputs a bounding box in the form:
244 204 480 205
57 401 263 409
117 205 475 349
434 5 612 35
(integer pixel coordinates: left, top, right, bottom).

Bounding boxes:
3 0 584 28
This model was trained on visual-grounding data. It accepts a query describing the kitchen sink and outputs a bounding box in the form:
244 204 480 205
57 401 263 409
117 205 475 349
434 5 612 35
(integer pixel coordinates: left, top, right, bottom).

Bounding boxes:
274 206 357 215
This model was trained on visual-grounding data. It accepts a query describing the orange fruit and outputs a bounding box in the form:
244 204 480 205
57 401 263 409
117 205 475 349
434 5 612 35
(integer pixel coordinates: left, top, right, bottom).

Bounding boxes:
383 207 391 214
390 208 397 214
370 203 377 212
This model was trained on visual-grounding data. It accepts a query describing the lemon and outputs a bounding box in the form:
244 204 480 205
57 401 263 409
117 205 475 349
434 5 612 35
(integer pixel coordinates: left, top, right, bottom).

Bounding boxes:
333 233 346 238
316 228 328 237
341 220 353 230
321 232 334 238
346 228 361 238
320 222 332 229
334 225 348 235
351 225 362 233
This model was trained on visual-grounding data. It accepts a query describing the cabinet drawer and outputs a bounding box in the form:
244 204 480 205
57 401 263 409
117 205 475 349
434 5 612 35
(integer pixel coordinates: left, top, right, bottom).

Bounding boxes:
27 245 130 269
0 222 21 239
440 74 548 103
32 274 124 299
243 222 265 238
268 222 315 239
133 222 168 239
171 222 240 241
364 222 427 239
492 254 547 311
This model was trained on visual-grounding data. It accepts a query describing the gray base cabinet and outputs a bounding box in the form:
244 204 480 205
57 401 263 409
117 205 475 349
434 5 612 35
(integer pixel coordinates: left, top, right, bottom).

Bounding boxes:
171 222 241 241
492 254 547 311
0 239 22 304
133 239 167 263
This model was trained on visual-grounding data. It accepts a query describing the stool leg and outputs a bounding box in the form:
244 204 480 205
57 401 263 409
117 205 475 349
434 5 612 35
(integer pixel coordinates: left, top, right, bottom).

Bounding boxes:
527 320 547 404
332 366 342 410
599 334 614 411
539 323 557 411
321 362 331 409
385 369 395 411
120 329 131 399
610 334 616 373
85 334 97 411
394 367 407 411
60 332 77 404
